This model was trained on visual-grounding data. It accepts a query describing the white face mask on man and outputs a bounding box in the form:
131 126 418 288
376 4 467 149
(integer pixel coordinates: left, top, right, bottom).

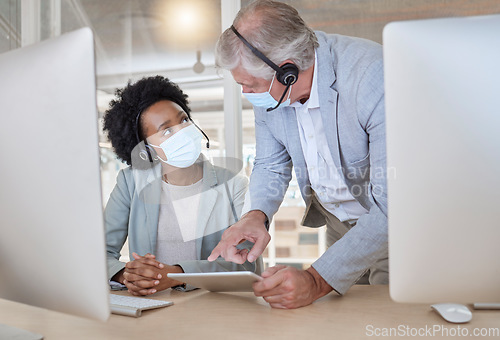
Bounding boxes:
149 124 202 168
242 73 292 109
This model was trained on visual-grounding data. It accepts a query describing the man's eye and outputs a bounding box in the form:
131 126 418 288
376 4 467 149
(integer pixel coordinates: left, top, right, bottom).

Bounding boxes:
163 129 172 136
182 117 189 123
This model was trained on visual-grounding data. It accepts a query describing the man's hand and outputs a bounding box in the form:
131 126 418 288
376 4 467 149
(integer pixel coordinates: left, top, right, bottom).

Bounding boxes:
123 253 184 296
207 210 270 264
252 265 333 309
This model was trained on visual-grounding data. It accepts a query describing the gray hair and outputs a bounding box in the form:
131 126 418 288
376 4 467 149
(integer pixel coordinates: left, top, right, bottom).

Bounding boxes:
215 0 319 80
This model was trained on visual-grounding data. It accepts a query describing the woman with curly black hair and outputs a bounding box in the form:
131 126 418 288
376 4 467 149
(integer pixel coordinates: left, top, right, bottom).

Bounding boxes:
103 76 261 295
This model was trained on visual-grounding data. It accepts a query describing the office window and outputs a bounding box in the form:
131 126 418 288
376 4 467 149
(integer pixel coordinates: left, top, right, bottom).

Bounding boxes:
0 1 20 53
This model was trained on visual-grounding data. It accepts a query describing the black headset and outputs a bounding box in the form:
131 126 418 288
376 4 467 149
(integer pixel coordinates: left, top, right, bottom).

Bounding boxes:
135 100 210 164
230 25 299 87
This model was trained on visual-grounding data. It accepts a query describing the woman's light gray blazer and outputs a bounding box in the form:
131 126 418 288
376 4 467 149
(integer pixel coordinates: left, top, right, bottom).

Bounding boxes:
105 158 262 281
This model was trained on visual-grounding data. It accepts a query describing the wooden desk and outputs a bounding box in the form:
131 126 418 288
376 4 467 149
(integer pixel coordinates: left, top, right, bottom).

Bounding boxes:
0 286 498 339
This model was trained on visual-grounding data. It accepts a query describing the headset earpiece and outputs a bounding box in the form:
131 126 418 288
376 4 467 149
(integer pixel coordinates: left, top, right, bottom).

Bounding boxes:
277 63 299 86
139 150 149 162
231 25 300 87
138 143 154 163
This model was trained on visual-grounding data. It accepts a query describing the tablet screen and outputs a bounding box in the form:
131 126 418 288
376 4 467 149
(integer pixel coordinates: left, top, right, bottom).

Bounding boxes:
167 271 262 292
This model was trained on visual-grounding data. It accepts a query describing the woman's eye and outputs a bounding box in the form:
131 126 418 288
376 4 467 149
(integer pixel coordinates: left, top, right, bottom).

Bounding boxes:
163 129 172 136
182 117 189 123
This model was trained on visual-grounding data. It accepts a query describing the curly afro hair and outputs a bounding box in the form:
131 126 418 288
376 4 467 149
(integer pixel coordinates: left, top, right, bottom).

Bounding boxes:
103 76 191 166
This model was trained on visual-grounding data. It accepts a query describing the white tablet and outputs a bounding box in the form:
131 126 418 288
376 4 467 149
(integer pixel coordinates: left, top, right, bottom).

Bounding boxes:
167 271 262 292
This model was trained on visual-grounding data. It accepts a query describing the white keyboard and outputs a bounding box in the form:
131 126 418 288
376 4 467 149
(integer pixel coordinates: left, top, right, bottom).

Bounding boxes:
109 294 173 317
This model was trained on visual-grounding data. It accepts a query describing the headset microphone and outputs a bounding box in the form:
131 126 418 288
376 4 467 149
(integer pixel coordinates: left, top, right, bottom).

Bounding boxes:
190 119 210 149
176 101 210 149
266 82 292 112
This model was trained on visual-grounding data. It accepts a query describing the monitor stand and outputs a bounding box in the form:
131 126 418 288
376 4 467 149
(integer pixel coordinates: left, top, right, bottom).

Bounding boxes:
0 323 43 340
473 303 500 310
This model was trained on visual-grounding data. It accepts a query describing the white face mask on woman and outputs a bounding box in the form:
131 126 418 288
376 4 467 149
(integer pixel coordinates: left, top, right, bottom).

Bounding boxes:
149 124 202 168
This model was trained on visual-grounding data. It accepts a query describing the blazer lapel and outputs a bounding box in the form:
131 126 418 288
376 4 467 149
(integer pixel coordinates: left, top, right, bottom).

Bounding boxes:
139 178 162 253
195 159 218 259
316 39 342 171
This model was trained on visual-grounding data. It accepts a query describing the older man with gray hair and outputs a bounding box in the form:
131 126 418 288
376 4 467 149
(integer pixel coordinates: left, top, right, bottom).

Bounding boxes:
208 0 388 309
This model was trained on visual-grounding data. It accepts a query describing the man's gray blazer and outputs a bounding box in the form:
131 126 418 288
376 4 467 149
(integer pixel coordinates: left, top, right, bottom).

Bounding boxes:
247 31 388 294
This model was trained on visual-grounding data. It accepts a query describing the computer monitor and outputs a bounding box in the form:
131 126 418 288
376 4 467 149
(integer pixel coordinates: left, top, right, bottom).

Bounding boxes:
384 14 500 304
0 28 109 322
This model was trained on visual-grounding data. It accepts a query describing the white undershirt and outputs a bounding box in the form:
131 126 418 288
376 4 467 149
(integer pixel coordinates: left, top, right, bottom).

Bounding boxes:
155 179 203 265
290 52 368 222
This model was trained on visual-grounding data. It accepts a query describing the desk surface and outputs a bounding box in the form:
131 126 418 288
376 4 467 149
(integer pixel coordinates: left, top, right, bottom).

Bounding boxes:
0 286 498 339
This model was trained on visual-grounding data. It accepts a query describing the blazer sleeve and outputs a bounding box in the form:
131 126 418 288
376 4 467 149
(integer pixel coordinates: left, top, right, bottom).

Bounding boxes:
232 172 249 220
104 169 132 281
312 58 388 295
244 108 293 222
